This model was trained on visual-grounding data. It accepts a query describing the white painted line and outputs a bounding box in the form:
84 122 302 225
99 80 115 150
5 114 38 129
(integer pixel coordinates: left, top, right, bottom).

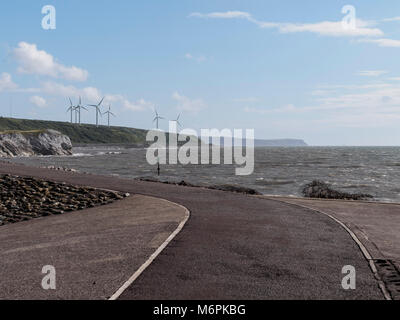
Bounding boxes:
108 198 190 300
267 198 392 301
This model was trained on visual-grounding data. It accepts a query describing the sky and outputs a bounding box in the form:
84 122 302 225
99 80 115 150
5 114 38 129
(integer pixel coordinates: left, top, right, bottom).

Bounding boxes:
1 0 400 146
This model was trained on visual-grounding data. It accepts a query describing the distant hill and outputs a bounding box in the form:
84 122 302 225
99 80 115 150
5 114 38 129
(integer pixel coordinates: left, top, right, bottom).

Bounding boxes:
203 137 308 147
253 139 308 147
0 117 148 145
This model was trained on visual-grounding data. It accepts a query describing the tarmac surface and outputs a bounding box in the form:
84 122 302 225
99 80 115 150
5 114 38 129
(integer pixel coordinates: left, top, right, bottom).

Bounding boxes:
0 162 384 299
269 197 400 267
0 194 187 299
270 196 400 299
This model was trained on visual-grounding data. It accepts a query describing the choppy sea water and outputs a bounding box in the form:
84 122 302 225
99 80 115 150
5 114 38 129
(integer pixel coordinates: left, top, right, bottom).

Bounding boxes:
6 146 400 202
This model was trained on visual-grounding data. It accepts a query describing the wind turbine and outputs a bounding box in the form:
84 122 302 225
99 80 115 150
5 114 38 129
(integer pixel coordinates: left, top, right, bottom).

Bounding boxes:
153 109 164 129
103 105 115 127
88 97 104 127
66 98 76 124
75 96 88 125
170 113 183 139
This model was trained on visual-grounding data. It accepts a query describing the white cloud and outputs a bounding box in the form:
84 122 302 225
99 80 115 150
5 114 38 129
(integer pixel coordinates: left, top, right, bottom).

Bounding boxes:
244 104 296 114
245 80 400 128
185 53 206 63
190 11 383 38
13 42 89 81
189 11 251 19
40 81 101 102
310 89 332 96
29 95 47 108
317 83 392 90
122 98 154 111
358 38 400 47
32 81 151 112
102 94 154 111
0 72 18 91
172 91 206 113
6 42 154 114
276 20 382 37
233 97 259 102
382 17 400 22
357 70 388 77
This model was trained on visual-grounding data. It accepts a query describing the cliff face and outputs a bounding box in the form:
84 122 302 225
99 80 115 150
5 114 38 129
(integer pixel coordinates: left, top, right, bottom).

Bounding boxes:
0 129 72 157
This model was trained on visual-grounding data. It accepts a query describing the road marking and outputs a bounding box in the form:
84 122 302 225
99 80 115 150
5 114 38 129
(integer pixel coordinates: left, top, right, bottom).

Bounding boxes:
268 198 392 300
108 198 190 300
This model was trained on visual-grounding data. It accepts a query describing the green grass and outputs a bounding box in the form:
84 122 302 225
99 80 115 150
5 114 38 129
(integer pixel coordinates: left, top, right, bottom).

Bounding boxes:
0 117 149 144
0 129 46 135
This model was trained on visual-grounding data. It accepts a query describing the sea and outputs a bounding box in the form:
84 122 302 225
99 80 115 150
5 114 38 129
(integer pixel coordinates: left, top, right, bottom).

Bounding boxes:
6 146 400 203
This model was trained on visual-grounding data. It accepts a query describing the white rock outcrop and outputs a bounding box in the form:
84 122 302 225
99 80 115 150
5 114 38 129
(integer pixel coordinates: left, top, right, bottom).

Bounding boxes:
0 129 72 157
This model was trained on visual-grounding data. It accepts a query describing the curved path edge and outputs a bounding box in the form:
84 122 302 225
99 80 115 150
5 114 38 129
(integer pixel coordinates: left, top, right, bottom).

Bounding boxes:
0 191 189 299
109 199 190 300
265 197 392 300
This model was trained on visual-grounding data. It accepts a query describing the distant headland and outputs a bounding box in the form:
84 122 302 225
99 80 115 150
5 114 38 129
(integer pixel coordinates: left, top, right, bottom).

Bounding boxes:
253 139 308 147
0 117 308 147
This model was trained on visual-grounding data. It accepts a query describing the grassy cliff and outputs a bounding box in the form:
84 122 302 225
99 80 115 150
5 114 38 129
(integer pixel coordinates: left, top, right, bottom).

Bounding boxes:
0 117 148 144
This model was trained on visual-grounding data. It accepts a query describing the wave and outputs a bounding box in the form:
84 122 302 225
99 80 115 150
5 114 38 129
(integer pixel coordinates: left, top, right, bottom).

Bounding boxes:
72 153 94 157
255 178 295 186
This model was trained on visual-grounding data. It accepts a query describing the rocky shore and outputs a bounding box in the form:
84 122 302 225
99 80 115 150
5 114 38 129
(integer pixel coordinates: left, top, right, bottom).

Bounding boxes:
0 174 129 226
137 177 262 195
302 180 374 201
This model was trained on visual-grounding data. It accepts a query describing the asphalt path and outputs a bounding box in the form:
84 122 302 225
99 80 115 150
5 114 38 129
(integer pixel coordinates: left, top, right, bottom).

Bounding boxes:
0 162 383 299
0 194 187 299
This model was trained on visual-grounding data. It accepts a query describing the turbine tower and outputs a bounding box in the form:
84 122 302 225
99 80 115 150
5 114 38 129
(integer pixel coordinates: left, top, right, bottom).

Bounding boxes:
103 105 115 127
171 113 183 138
172 113 182 128
153 109 164 129
75 96 88 125
75 107 78 123
66 98 76 124
88 97 104 127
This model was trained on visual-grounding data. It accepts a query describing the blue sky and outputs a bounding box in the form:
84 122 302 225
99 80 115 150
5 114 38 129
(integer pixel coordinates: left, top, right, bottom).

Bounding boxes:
1 1 400 145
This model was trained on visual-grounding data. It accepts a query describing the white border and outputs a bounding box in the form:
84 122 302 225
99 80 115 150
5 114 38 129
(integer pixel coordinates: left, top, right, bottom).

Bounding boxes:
108 198 190 300
268 198 392 300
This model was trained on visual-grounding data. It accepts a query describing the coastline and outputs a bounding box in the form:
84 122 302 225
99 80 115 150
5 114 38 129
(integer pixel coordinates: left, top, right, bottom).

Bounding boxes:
4 144 400 203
